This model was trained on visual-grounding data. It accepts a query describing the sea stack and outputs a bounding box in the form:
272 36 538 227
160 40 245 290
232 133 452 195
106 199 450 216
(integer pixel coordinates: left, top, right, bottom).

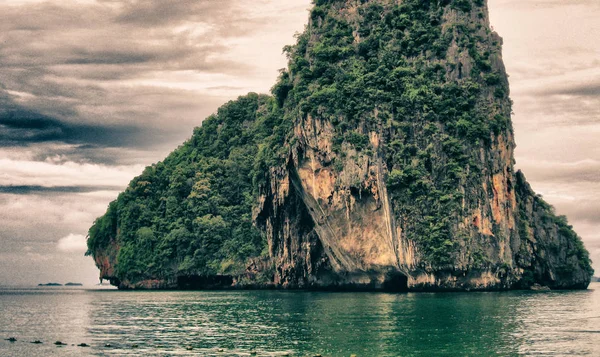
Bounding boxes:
87 0 593 291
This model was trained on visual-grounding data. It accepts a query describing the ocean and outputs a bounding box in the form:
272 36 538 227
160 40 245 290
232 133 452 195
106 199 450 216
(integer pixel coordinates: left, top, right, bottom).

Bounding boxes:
1 283 599 356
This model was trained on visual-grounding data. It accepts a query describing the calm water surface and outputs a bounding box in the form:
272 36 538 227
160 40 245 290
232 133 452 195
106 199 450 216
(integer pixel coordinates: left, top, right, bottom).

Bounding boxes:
1 283 599 356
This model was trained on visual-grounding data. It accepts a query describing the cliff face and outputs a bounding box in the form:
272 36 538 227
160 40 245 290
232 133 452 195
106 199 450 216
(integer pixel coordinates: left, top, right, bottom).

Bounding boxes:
88 0 592 290
255 0 592 290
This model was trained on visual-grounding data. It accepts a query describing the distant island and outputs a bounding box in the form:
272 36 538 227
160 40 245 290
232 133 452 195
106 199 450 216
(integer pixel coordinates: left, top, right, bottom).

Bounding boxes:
37 282 83 286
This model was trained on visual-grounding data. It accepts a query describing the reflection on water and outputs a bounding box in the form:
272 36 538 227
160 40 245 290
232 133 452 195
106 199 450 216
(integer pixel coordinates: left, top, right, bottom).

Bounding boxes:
1 284 599 356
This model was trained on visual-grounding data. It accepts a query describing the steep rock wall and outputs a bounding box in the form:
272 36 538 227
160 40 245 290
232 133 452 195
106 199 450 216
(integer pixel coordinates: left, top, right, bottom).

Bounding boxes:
253 0 592 290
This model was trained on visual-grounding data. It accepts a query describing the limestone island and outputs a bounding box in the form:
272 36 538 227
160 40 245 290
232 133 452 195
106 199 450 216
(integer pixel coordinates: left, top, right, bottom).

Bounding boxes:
86 0 593 291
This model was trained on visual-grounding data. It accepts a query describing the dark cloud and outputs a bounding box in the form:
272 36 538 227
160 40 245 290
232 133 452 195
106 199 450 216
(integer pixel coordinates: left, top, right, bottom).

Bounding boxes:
63 51 156 66
207 86 246 91
114 0 272 38
562 205 600 225
497 0 600 10
512 91 600 127
518 159 600 184
0 185 122 195
0 0 264 162
116 0 235 27
520 178 600 226
0 98 143 148
551 83 600 97
0 0 255 73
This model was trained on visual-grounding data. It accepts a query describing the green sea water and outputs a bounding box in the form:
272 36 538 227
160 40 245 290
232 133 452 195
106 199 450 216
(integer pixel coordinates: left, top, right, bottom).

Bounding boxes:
1 283 599 356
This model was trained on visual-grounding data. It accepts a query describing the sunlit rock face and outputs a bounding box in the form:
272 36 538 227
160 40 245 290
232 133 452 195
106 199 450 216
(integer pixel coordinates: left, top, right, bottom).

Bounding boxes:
90 0 593 291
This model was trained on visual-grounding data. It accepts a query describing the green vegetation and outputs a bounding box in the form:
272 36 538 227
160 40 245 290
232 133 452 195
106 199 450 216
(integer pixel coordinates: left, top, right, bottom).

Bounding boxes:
276 0 509 267
87 94 286 283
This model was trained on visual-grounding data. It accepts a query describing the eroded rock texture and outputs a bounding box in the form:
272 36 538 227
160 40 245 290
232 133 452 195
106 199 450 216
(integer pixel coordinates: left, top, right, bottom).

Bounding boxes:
253 0 592 290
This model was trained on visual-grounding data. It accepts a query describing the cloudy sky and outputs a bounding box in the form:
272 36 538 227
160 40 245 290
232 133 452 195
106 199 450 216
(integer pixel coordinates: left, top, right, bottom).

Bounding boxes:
0 0 598 286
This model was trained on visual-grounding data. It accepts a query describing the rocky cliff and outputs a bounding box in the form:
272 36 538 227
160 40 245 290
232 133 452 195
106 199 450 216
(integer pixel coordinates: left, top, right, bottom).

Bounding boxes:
87 0 593 290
